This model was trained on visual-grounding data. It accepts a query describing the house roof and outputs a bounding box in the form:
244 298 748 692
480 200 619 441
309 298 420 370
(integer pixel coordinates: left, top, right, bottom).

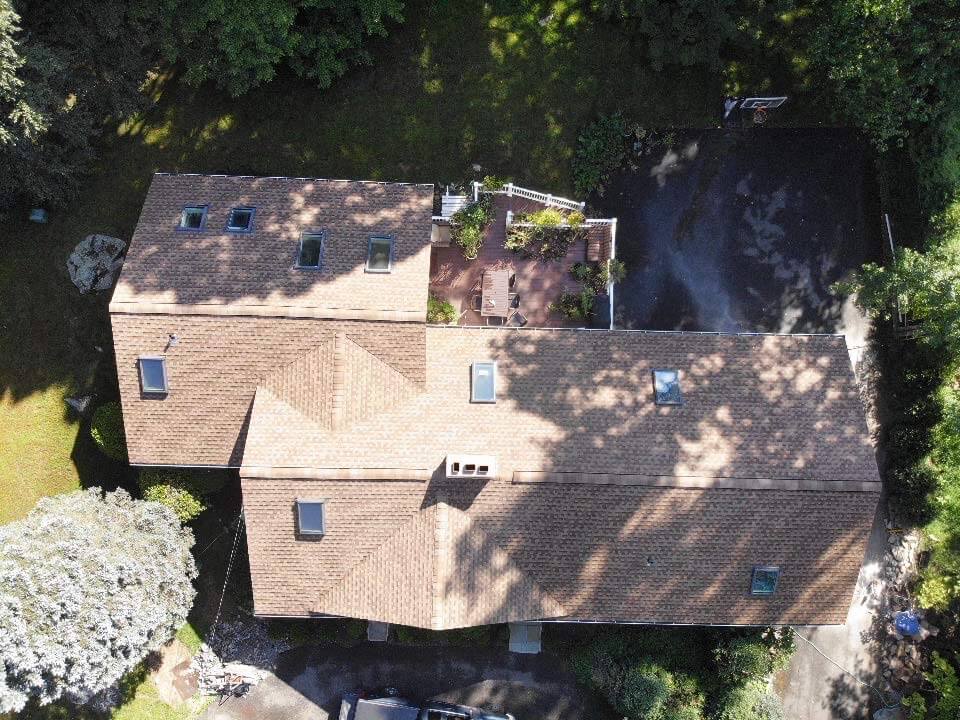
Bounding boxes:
240 327 880 627
110 174 434 322
242 327 879 492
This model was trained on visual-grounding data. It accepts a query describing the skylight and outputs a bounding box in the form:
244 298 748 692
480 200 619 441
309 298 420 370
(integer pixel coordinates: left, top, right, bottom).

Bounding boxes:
296 500 325 535
750 566 780 596
138 356 169 394
652 369 682 405
471 361 497 403
179 206 207 230
366 236 393 273
297 231 324 269
226 207 255 232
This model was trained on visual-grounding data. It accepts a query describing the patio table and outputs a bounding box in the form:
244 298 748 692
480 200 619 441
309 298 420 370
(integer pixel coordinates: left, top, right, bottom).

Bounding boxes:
480 269 510 318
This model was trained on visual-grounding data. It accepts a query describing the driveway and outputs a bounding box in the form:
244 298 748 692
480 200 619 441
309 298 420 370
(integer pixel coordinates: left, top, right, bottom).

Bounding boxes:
599 128 881 338
202 642 608 720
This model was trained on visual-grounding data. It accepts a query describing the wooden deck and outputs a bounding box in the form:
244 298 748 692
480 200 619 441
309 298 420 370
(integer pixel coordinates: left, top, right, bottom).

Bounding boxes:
429 195 587 327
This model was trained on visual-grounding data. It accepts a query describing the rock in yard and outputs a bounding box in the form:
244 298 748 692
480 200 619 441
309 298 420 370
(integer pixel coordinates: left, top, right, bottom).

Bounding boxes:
67 234 126 294
65 395 93 416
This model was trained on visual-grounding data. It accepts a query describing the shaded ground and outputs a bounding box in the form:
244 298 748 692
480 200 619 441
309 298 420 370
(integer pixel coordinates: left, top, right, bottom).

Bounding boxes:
201 643 607 720
600 128 881 335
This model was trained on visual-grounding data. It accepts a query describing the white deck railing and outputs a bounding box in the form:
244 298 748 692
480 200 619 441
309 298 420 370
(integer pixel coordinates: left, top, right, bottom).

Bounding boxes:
473 181 585 211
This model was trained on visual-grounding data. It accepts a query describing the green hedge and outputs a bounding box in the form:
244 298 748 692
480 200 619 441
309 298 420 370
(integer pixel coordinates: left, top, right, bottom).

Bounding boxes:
90 402 127 461
137 468 228 523
570 627 792 720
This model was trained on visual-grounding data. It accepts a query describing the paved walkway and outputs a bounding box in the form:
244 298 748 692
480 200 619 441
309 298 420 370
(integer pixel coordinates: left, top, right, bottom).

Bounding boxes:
202 643 608 720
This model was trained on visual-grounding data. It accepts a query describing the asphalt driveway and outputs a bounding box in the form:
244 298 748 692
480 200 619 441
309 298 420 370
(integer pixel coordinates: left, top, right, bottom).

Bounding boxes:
600 128 881 335
202 642 609 720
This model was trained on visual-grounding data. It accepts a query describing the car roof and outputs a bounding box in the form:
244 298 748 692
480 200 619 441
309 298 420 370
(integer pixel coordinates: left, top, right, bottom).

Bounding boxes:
355 697 421 720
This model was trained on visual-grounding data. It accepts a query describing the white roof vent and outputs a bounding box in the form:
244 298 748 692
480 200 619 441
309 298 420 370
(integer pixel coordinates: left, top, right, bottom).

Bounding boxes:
445 454 497 480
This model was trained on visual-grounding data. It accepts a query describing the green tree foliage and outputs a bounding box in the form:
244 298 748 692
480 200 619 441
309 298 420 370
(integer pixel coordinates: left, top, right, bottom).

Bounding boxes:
0 489 196 713
596 0 735 71
807 0 960 151
157 0 405 96
0 0 158 205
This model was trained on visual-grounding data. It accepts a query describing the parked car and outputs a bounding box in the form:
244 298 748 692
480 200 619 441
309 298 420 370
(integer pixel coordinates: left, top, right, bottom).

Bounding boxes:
339 692 515 720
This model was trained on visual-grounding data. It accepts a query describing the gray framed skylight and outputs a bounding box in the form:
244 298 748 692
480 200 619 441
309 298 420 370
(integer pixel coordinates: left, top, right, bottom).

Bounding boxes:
366 236 393 273
226 207 255 232
296 499 326 536
138 356 169 394
652 368 682 405
178 205 207 231
471 361 497 403
296 231 325 269
750 566 780 596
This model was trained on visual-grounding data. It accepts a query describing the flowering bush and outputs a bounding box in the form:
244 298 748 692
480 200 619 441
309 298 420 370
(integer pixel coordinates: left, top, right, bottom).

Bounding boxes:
0 489 196 713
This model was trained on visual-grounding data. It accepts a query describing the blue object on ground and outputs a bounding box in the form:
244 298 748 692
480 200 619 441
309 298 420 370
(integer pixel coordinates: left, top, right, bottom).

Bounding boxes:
895 610 920 636
29 208 48 223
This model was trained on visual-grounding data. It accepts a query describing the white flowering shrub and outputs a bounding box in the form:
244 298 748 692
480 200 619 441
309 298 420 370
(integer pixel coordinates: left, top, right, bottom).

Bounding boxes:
0 488 197 713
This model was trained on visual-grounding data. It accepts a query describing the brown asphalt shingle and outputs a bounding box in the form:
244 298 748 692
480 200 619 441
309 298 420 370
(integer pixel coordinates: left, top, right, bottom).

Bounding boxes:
110 174 434 321
111 174 880 628
240 327 879 627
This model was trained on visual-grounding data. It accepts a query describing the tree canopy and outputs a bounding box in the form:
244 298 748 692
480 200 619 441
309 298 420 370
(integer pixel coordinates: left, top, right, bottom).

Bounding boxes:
0 489 196 713
157 0 405 96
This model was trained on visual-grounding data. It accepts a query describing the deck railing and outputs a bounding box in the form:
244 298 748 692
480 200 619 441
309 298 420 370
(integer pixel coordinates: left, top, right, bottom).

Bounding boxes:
473 181 585 211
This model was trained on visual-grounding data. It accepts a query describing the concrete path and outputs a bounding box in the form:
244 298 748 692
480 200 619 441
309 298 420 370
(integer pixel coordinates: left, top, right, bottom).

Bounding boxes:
202 642 607 720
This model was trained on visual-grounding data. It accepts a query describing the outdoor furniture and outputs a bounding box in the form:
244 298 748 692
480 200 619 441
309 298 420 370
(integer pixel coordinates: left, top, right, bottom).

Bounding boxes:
486 315 505 326
508 272 516 288
508 311 528 327
481 269 510 318
470 294 482 312
508 292 520 309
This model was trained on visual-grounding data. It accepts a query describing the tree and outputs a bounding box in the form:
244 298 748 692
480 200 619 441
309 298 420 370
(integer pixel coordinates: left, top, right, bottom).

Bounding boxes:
597 0 736 71
0 0 159 206
0 488 197 713
840 199 960 355
807 0 960 150
157 0 405 96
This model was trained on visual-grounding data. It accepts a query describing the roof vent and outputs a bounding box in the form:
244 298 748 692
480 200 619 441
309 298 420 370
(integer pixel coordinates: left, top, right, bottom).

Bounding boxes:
445 454 497 479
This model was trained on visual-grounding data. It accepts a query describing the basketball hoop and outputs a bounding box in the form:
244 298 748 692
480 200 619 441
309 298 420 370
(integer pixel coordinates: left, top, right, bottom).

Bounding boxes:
752 107 769 125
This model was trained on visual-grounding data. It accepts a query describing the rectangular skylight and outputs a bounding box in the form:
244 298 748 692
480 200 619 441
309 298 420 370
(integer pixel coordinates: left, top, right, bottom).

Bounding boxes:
297 231 324 269
750 566 780 595
471 361 497 403
138 356 169 394
178 206 207 230
226 207 255 232
366 236 393 273
652 368 682 405
296 500 325 535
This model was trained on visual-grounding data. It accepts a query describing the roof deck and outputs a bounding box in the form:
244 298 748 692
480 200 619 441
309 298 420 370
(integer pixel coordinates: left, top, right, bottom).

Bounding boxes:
429 194 611 328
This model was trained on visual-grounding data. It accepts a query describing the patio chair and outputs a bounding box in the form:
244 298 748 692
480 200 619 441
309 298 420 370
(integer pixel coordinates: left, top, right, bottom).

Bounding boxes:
508 311 528 327
508 272 516 288
508 292 520 309
471 294 482 312
486 315 505 326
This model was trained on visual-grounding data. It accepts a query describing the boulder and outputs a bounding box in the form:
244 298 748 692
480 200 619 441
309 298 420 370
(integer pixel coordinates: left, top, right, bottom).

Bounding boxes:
67 234 126 294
